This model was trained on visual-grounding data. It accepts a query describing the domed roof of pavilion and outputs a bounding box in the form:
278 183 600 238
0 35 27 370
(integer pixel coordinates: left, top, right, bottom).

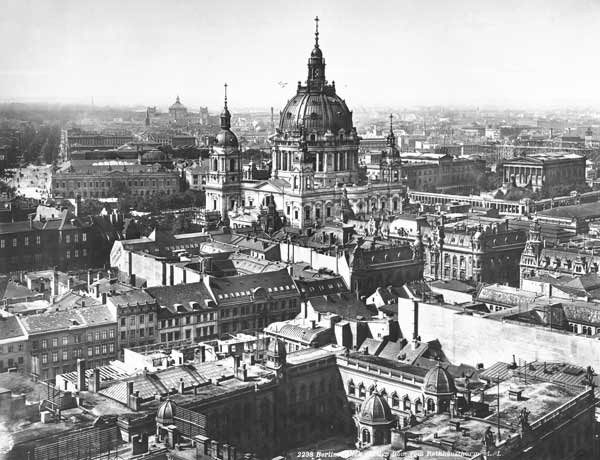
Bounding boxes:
156 399 175 425
423 363 455 395
358 392 394 425
216 129 238 148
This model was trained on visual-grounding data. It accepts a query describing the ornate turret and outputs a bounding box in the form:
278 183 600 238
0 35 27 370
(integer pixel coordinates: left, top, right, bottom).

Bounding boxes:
216 83 238 148
307 16 326 88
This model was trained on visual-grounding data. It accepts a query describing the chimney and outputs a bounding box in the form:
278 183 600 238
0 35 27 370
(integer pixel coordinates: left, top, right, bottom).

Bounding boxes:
127 381 134 398
94 284 100 298
241 364 248 382
412 300 419 340
90 368 101 392
129 273 136 287
87 269 92 289
77 359 86 391
310 320 316 329
101 292 107 305
179 378 185 394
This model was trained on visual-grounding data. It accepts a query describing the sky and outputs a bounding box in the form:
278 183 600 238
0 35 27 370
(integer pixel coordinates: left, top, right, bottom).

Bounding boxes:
2 0 600 111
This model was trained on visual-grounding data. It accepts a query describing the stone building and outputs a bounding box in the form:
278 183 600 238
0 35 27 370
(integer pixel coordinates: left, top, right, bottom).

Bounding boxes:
501 151 586 194
20 304 117 380
0 210 94 273
168 96 188 122
51 160 180 199
203 19 406 229
520 219 600 283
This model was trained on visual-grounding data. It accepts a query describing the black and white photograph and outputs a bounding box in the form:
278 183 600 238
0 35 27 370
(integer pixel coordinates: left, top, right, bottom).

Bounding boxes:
0 0 599 459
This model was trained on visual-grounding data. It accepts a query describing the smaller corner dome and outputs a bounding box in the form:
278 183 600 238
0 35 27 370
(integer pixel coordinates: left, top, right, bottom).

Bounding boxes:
423 363 455 395
156 399 175 424
311 46 323 58
216 129 239 148
358 392 394 425
267 338 286 357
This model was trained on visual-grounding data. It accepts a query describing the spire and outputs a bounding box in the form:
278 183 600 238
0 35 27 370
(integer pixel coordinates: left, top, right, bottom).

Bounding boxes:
145 108 150 127
387 113 397 150
176 95 180 104
220 83 231 130
308 17 325 85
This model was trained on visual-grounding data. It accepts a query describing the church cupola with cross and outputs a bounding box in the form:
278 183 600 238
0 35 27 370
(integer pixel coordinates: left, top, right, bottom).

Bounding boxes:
205 83 242 221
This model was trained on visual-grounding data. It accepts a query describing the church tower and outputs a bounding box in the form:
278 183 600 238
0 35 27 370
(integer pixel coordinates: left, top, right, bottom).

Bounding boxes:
204 83 242 221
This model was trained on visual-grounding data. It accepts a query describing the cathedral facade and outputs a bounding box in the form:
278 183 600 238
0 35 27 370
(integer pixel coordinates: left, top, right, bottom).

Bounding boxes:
204 19 406 229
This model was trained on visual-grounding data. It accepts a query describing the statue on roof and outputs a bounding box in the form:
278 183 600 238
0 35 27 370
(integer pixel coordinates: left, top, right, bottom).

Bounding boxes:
483 426 495 450
518 407 531 431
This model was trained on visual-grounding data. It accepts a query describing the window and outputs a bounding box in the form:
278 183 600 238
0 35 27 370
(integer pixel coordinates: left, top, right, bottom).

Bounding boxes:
65 235 70 244
88 346 93 356
109 329 115 338
24 236 29 246
62 351 68 361
139 315 144 324
139 329 145 337
94 346 100 355
74 250 79 258
42 339 47 349
120 318 126 326
148 313 153 322
102 344 107 354
149 327 154 336
36 235 41 245
62 336 68 345
12 238 17 247
0 239 4 248
42 353 48 364
94 332 100 341
52 352 58 363
120 331 126 340
52 338 58 347
87 333 93 342
82 233 87 242
66 251 70 259
109 343 114 353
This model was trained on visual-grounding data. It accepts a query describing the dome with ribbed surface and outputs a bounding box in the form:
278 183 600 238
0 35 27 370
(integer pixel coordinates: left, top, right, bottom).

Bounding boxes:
423 363 455 395
280 91 353 135
358 392 394 425
156 399 175 425
216 129 238 148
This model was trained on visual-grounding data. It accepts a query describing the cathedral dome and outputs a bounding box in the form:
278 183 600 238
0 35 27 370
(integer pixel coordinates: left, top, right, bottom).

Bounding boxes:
169 96 186 111
156 399 175 425
358 392 394 425
423 363 455 395
280 91 353 135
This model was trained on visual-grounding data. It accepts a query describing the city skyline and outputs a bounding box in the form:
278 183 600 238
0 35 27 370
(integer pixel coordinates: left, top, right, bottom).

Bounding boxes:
3 0 600 111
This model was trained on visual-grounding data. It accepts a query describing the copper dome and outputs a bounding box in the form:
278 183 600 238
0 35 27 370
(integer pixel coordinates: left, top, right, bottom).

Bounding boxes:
280 90 353 135
358 392 394 425
423 363 455 395
216 129 238 148
156 398 175 425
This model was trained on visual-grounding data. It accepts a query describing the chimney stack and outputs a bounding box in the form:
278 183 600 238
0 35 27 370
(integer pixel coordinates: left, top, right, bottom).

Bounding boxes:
87 270 92 289
412 300 419 341
77 359 86 391
179 378 185 394
101 292 107 305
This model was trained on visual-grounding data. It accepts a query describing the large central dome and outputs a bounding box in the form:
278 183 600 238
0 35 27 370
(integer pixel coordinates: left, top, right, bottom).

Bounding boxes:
278 18 353 135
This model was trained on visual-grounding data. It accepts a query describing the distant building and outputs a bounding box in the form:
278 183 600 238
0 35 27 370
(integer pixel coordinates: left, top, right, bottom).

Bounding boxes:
0 314 28 373
51 160 180 199
168 96 188 122
501 151 586 194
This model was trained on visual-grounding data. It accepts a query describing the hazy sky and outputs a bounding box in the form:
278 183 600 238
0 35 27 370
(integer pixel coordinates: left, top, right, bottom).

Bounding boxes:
2 0 600 111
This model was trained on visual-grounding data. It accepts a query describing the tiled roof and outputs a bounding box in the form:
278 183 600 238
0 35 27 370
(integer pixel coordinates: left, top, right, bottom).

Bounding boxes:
0 315 26 341
208 269 299 305
146 283 214 309
20 304 115 334
308 292 377 319
476 284 541 308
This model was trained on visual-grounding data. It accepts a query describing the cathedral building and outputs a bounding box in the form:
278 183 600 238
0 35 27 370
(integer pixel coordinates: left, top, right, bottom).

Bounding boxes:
204 18 406 229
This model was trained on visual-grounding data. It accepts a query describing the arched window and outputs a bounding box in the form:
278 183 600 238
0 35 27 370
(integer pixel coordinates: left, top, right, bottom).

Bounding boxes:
230 159 235 172
391 392 399 408
403 396 411 411
213 159 218 171
358 384 366 398
348 380 355 395
368 384 376 395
